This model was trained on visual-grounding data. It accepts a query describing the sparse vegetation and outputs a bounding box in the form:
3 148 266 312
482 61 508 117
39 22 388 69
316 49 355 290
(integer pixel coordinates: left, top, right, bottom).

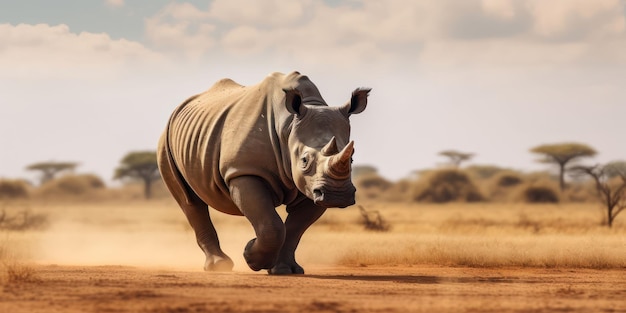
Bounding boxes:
114 151 161 199
309 203 626 269
438 150 474 168
25 161 78 185
465 164 507 180
2 262 41 284
519 183 560 203
38 174 105 198
412 169 484 203
0 209 48 231
354 173 392 200
530 142 597 191
358 205 390 231
571 165 626 227
351 165 379 180
0 179 30 199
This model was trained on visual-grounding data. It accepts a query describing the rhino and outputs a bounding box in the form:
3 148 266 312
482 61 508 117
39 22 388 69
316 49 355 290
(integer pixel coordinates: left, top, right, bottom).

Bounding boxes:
157 71 370 274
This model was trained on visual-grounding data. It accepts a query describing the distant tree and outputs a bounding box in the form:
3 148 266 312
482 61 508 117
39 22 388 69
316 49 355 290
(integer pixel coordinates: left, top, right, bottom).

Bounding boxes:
25 161 78 185
530 143 596 191
438 150 474 168
465 164 507 180
604 160 626 178
352 165 378 180
114 151 160 199
571 165 626 228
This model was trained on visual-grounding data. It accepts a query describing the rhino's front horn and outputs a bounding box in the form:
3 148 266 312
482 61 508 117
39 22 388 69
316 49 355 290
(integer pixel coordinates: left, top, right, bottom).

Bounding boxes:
321 137 339 157
326 141 354 179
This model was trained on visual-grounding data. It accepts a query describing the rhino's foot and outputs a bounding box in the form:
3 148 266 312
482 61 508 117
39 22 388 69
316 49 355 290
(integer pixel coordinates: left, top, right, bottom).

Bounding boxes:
204 255 234 272
243 238 280 271
268 262 305 275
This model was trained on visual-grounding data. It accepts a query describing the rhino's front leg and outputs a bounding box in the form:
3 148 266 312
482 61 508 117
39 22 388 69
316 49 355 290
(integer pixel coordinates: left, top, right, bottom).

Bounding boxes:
229 176 286 271
269 198 326 275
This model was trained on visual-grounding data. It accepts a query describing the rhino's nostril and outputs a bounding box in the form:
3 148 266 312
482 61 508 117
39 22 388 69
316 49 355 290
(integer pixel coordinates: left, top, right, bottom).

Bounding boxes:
313 189 324 199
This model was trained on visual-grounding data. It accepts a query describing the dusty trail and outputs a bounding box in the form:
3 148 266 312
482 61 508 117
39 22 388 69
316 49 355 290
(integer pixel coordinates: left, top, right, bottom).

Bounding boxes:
1 265 624 313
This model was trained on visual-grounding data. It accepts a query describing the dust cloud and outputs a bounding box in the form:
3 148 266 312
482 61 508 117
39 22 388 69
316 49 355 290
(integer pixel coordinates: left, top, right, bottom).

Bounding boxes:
23 202 258 272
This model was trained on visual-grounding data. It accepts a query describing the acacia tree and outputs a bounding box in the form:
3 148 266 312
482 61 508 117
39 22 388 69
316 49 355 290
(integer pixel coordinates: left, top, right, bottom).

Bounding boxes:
25 161 78 185
114 151 160 199
571 165 626 228
439 150 474 168
530 143 596 191
604 161 626 178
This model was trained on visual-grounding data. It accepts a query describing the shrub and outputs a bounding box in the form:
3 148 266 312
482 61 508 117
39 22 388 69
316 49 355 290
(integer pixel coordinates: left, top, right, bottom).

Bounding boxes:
381 179 413 202
355 173 392 200
0 179 30 199
483 171 525 202
493 171 524 187
412 169 484 203
358 205 390 231
563 180 598 203
0 209 48 231
38 174 105 197
519 182 560 203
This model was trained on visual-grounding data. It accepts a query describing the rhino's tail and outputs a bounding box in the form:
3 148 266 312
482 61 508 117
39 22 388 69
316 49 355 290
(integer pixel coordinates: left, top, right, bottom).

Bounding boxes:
161 94 201 206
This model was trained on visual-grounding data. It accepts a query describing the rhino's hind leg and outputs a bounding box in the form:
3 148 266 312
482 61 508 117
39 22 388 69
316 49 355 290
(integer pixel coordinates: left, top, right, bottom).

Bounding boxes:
269 199 326 275
177 193 234 272
158 145 233 271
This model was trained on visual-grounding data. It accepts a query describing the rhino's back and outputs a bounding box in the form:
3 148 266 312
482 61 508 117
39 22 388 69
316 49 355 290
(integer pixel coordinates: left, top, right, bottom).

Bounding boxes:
167 74 297 214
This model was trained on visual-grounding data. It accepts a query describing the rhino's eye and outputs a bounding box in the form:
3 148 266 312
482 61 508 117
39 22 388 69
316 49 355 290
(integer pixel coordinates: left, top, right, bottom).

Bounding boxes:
300 152 313 172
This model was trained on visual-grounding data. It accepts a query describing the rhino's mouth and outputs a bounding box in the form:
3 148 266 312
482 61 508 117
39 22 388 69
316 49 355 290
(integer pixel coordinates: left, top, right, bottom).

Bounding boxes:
312 184 356 208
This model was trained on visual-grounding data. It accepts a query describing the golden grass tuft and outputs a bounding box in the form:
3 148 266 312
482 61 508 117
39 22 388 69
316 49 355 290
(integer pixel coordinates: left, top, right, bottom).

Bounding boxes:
335 234 626 269
2 262 41 284
300 202 626 269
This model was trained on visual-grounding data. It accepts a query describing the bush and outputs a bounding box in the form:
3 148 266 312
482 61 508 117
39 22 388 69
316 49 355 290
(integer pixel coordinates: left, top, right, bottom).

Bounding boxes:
381 179 413 202
483 171 525 202
0 179 30 199
355 173 392 200
563 180 597 203
493 171 524 187
0 209 48 231
358 205 390 231
412 169 484 203
519 183 560 203
38 174 105 197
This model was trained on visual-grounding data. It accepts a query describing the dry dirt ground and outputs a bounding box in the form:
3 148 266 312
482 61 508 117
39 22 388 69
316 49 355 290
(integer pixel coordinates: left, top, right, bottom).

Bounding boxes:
1 265 624 313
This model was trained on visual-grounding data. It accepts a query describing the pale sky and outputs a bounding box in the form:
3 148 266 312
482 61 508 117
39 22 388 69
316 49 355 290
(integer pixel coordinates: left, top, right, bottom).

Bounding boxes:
1 0 625 184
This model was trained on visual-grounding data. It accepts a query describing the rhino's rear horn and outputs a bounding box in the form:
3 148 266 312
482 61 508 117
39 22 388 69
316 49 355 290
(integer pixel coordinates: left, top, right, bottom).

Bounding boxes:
326 141 354 179
321 137 339 157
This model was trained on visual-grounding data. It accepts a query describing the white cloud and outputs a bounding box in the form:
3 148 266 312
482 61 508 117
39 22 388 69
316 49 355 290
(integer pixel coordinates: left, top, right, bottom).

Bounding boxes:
144 3 215 59
0 23 165 79
527 0 625 40
105 0 124 8
208 0 307 27
142 0 626 70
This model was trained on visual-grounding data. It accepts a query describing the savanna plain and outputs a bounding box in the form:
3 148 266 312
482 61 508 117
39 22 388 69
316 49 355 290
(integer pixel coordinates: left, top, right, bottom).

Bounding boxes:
1 194 624 313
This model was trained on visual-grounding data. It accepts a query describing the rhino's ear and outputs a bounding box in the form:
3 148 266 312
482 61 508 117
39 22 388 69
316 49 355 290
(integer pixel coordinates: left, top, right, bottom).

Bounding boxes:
283 88 307 116
341 87 371 117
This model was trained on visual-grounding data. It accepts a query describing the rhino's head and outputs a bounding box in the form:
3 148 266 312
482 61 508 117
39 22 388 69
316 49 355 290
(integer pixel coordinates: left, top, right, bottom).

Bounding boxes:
284 87 370 208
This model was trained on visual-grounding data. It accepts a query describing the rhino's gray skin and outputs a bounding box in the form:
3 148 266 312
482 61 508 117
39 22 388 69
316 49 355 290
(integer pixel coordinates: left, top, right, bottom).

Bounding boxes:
157 71 369 274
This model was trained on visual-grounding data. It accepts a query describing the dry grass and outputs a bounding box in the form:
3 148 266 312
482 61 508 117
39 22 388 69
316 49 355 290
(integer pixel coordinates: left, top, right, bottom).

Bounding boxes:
307 201 626 269
0 198 623 271
1 262 41 284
